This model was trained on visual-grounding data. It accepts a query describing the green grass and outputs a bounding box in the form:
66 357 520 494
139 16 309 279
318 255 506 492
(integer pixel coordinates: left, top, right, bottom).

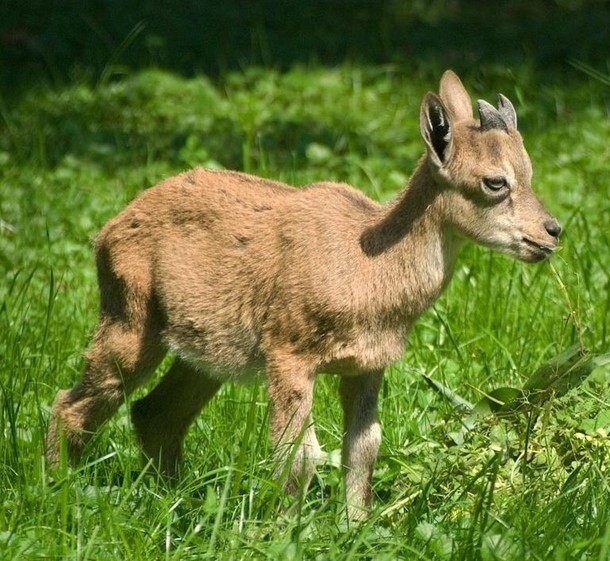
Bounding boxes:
1 60 609 560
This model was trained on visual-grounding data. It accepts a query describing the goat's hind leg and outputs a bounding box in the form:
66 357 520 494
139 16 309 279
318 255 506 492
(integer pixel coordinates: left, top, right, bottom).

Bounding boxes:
131 357 222 477
46 238 166 469
46 315 166 468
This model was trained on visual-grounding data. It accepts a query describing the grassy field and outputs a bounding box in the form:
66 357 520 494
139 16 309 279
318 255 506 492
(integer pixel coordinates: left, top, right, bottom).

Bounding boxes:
2 6 610 560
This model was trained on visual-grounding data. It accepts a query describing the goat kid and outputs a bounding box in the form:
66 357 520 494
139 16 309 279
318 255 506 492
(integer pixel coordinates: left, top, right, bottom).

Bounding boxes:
47 70 561 520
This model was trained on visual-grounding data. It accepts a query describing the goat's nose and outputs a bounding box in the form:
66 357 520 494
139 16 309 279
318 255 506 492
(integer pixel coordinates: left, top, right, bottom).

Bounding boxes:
544 218 562 238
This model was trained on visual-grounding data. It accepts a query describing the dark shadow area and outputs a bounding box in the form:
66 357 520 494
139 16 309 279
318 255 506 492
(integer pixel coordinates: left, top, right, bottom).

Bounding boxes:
1 66 375 172
2 0 610 99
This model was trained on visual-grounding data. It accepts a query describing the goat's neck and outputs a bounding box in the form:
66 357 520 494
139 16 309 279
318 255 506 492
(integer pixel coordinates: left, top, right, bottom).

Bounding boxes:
360 159 463 318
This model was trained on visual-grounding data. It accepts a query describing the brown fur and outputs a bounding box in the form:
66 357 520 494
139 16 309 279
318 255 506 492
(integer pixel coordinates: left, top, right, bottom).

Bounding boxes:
47 71 560 520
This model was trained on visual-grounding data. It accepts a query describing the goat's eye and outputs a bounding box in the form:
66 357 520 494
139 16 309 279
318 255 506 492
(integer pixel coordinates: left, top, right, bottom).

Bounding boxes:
483 177 508 191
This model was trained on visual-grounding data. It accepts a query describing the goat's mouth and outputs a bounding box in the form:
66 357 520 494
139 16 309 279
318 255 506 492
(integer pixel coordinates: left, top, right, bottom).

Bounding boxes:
521 237 556 262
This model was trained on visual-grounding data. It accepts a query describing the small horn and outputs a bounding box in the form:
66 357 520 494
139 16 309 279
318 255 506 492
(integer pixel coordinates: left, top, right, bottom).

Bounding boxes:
497 94 517 129
477 99 508 132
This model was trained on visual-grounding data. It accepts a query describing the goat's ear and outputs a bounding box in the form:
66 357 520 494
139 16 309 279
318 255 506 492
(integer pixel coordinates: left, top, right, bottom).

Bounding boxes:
420 92 453 168
439 70 473 122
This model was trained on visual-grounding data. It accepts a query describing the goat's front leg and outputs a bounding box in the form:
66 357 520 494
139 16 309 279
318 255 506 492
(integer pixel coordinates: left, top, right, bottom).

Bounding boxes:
339 370 383 520
266 351 322 498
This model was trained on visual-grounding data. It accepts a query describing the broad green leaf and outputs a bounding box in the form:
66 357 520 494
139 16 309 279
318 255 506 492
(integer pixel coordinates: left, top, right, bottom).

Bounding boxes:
523 345 583 392
522 347 609 406
421 373 474 412
426 348 610 444
579 408 610 433
478 387 524 414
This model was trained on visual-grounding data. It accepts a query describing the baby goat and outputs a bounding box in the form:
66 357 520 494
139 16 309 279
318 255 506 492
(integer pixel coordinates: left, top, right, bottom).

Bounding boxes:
47 71 561 519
